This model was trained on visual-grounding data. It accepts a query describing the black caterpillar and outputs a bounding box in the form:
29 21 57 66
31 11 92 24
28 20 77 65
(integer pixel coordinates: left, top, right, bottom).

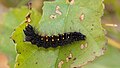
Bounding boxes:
23 24 86 48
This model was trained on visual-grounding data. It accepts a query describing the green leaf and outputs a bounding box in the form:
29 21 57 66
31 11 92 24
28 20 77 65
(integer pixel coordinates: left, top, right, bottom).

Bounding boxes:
0 23 16 68
11 0 106 68
0 6 32 68
83 45 120 68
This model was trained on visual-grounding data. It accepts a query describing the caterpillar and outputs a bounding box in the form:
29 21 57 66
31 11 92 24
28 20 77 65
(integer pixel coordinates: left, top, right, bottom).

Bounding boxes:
23 24 86 48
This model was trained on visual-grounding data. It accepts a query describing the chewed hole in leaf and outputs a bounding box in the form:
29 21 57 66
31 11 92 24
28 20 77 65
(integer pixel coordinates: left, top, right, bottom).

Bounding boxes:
58 60 64 68
50 15 57 19
55 6 62 15
67 0 74 5
80 13 85 21
66 53 73 62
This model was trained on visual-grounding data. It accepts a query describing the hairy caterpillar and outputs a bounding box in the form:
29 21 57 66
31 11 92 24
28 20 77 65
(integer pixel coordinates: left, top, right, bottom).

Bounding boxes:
23 24 86 48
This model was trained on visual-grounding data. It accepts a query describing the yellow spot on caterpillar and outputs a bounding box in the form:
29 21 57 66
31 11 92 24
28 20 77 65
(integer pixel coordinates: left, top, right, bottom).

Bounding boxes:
41 38 43 40
52 39 54 41
68 36 70 38
46 36 48 38
46 39 48 42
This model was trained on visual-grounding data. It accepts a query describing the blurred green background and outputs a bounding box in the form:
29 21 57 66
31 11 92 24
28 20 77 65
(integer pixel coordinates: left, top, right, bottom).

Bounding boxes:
0 0 120 68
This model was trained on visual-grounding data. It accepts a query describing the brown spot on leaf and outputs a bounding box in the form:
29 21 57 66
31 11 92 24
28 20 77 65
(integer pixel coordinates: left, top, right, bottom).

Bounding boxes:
91 28 93 30
14 29 16 31
80 43 88 49
73 58 76 61
66 58 69 62
55 6 62 15
17 49 21 54
26 13 31 23
50 15 57 19
58 61 64 68
70 0 74 5
68 0 72 2
69 53 72 59
92 24 94 26
80 44 85 49
85 43 88 48
80 13 85 21
102 47 106 51
67 0 74 5
66 53 73 62
101 48 106 55
93 52 96 54
35 62 38 64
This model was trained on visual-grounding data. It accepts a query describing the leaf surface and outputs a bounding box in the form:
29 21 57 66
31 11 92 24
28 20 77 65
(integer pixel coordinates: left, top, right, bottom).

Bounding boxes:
0 7 30 67
83 45 120 68
11 0 106 68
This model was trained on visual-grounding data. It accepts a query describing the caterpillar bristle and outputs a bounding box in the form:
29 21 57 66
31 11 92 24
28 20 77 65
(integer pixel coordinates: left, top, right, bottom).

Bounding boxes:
23 24 86 48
